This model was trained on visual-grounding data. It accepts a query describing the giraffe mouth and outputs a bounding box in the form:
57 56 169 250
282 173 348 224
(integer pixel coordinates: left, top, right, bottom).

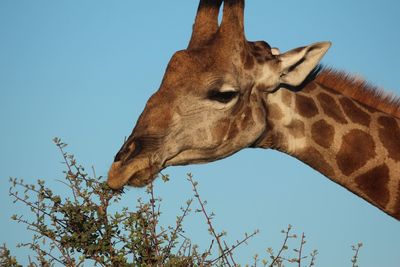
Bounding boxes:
107 157 161 189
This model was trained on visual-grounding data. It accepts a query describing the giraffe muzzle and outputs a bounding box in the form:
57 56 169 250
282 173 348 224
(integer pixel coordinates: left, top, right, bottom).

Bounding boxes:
107 138 163 189
107 156 161 189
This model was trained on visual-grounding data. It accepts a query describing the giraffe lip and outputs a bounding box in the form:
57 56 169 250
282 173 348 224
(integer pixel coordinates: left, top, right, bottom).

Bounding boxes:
107 157 162 189
126 167 159 187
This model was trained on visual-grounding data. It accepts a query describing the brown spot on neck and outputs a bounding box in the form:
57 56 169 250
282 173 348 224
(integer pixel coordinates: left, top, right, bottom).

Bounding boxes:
317 92 347 124
336 129 376 176
295 94 318 118
339 97 371 127
311 119 334 149
355 164 390 209
378 116 400 162
296 147 335 178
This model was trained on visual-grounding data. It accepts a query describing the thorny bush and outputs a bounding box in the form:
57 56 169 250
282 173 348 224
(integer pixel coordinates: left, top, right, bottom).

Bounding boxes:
1 138 362 266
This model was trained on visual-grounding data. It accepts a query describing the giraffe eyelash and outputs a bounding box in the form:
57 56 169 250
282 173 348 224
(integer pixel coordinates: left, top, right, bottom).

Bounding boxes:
207 89 239 103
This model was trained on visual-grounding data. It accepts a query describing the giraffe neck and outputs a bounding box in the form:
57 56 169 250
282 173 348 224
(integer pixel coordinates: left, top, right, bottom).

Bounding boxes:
256 81 400 220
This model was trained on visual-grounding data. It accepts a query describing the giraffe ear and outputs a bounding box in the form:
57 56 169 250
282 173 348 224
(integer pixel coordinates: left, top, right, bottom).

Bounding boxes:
279 42 331 86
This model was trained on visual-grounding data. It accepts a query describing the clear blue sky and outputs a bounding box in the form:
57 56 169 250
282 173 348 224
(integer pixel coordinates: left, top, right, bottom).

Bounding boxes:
1 1 399 266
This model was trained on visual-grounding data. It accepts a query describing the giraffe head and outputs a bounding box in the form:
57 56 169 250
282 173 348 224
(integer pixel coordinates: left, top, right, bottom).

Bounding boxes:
107 0 331 189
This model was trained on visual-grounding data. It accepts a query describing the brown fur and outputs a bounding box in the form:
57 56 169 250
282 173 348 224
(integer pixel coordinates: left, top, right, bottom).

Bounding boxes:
228 123 239 139
315 68 400 119
213 118 230 140
339 97 371 127
298 147 335 177
377 116 400 162
188 0 222 49
295 94 318 118
240 106 254 129
244 53 255 70
336 129 376 176
355 164 390 209
317 92 348 124
268 103 283 120
311 119 334 149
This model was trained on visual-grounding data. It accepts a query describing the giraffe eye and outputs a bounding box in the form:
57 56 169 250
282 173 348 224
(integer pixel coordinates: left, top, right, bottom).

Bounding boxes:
207 90 239 103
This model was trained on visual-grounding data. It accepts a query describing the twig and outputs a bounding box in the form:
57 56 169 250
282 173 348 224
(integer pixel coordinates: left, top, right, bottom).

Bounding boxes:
308 250 318 267
210 230 259 265
55 140 78 203
297 233 305 267
187 174 232 266
162 198 193 264
18 225 67 266
269 225 293 267
202 239 214 265
148 183 160 262
351 243 363 267
9 190 67 229
224 240 237 266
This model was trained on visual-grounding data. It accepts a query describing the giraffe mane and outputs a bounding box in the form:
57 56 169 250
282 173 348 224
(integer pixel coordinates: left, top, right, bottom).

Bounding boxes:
314 67 400 119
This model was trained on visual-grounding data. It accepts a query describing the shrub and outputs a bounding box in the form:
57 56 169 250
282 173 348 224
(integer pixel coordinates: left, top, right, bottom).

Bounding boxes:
1 138 361 266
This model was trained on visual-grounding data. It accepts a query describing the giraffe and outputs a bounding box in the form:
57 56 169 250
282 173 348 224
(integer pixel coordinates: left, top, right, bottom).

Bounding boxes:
107 0 400 220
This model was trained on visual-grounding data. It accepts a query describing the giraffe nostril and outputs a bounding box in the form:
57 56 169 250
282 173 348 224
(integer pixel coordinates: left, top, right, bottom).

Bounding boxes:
114 139 143 163
126 141 142 162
